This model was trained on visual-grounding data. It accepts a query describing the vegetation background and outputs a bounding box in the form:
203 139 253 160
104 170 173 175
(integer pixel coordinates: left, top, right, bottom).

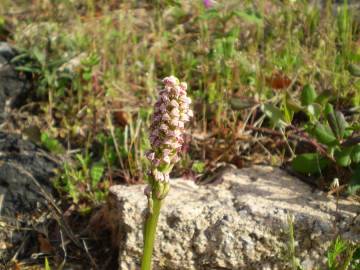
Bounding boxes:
0 0 359 269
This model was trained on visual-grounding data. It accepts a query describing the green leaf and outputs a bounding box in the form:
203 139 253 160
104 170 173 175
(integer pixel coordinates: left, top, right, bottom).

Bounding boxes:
232 10 263 27
327 237 348 270
33 47 46 66
312 123 337 145
315 90 332 105
324 103 334 115
301 84 317 106
348 63 360 77
200 9 221 20
40 132 65 154
261 104 286 128
82 72 92 81
286 98 303 112
347 166 360 195
291 153 329 174
351 144 360 163
282 102 294 124
192 161 206 174
334 147 353 167
306 103 322 121
326 110 348 140
90 162 105 187
45 257 51 270
15 66 42 73
230 98 253 110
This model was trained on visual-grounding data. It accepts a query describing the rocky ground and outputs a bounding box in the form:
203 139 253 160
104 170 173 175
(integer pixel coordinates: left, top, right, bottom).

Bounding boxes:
0 41 59 266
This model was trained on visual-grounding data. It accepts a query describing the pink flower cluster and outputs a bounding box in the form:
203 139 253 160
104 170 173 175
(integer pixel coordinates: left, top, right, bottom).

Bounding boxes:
147 76 193 182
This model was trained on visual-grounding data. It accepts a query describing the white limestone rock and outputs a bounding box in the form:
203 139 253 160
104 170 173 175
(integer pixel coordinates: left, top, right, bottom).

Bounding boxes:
106 166 359 270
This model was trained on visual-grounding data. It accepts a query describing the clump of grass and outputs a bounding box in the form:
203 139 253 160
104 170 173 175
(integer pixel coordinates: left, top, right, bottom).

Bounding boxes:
286 214 359 270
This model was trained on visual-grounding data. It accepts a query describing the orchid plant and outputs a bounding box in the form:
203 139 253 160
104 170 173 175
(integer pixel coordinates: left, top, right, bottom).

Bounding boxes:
141 76 193 270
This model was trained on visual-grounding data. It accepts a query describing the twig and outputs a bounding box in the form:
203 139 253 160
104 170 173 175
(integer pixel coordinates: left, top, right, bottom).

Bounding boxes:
245 124 336 163
82 239 98 269
10 233 31 262
59 229 67 269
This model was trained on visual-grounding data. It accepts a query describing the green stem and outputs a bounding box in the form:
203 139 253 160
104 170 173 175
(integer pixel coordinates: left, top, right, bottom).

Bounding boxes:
141 197 163 270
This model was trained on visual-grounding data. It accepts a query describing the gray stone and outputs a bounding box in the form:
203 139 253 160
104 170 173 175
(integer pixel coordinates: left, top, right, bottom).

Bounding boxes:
0 42 31 124
0 132 58 261
0 42 15 62
106 166 359 270
0 132 58 216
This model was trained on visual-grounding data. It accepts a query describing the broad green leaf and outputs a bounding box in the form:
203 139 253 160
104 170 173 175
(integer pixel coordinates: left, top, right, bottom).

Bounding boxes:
192 161 206 174
232 10 263 27
306 103 322 120
82 72 92 81
327 110 348 140
327 237 348 269
40 132 65 154
312 123 337 145
90 162 105 187
315 90 332 105
261 104 285 128
348 63 360 77
301 84 317 106
200 9 221 20
230 98 253 110
15 66 42 73
334 147 353 167
33 47 46 66
291 153 329 174
45 257 51 270
347 166 360 195
286 98 303 112
351 144 360 163
324 103 334 115
282 102 294 124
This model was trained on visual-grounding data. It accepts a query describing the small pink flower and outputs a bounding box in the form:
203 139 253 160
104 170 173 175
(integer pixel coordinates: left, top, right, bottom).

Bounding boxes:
149 135 157 144
161 94 170 103
146 152 155 161
164 173 170 182
203 0 213 9
153 170 164 182
162 113 171 121
168 130 180 137
180 113 190 122
153 114 162 122
160 123 168 131
153 158 160 166
171 108 180 117
163 155 171 164
163 76 179 86
163 149 171 156
170 100 179 108
160 103 167 112
180 82 187 91
170 119 179 127
180 96 192 104
151 129 159 136
171 155 180 163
